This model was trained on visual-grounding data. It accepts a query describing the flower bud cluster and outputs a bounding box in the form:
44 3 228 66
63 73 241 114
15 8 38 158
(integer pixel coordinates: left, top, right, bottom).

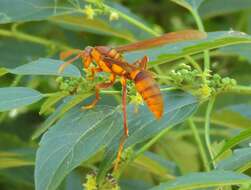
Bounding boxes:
167 64 237 98
84 0 119 21
56 77 94 95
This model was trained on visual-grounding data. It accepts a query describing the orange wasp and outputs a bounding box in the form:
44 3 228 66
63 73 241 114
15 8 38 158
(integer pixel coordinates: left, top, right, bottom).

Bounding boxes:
59 30 206 169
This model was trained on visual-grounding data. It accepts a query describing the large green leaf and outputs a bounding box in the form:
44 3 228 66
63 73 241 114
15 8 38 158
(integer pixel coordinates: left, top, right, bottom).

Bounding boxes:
211 104 251 129
49 1 154 41
171 0 205 11
133 151 179 178
0 67 8 77
49 15 136 42
39 92 69 115
216 128 251 158
219 44 251 63
0 87 43 112
217 148 251 172
8 58 81 77
149 171 251 190
0 1 153 40
124 31 251 66
199 0 251 18
0 0 79 24
0 39 46 68
32 93 93 140
35 91 198 190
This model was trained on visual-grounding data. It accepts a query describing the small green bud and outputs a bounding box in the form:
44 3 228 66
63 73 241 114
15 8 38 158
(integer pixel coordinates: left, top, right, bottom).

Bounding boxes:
84 5 96 20
198 85 212 99
230 79 237 86
56 77 63 83
180 69 189 75
109 12 119 21
83 173 97 190
177 63 191 70
60 83 69 90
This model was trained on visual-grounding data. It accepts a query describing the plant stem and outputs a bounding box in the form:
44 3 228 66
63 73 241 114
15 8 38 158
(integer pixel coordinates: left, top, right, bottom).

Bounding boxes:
134 126 174 158
185 56 202 73
188 118 210 171
0 29 71 51
226 85 251 95
204 96 216 169
160 87 177 92
191 9 210 71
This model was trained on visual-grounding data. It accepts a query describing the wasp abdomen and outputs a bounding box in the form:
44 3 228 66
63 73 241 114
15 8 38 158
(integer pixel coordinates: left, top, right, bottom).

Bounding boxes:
134 71 164 119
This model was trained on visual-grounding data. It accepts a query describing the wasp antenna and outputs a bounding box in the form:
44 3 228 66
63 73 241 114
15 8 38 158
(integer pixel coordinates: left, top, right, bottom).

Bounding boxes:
58 53 82 73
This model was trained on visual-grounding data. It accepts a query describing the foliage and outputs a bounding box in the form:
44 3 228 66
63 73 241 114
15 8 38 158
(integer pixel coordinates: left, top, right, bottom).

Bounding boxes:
1 0 251 190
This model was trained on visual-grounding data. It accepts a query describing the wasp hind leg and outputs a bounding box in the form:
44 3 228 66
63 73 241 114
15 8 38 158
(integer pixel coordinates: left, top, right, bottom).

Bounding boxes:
83 74 116 110
114 76 128 171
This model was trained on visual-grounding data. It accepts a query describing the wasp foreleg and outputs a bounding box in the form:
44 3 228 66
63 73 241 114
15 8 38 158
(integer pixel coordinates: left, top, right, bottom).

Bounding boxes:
83 74 116 109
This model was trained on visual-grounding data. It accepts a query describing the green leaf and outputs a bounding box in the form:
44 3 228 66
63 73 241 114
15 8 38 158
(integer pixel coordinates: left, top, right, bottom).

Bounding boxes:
219 44 251 63
0 67 8 77
50 15 136 42
39 92 68 115
0 87 43 112
35 91 198 190
124 31 251 67
211 104 251 129
0 1 153 40
149 171 251 190
199 0 251 18
0 39 46 69
133 151 179 178
9 58 81 77
217 148 251 172
171 0 205 11
32 93 93 140
0 0 80 24
216 128 251 158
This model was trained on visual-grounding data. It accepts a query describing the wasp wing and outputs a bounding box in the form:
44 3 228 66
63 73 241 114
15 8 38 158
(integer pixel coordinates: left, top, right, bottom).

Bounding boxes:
115 30 206 53
102 57 135 73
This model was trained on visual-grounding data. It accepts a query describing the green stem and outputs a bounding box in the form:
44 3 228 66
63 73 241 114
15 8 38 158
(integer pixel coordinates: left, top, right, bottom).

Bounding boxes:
185 55 202 73
205 96 216 169
103 4 159 37
0 29 71 51
188 118 210 171
100 90 121 94
160 87 177 92
134 126 174 158
226 85 251 95
191 9 210 71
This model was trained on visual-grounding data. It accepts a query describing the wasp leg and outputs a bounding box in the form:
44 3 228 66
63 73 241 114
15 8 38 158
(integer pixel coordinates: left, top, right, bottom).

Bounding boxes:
59 49 81 60
114 76 128 171
83 74 116 109
133 55 149 69
121 76 128 136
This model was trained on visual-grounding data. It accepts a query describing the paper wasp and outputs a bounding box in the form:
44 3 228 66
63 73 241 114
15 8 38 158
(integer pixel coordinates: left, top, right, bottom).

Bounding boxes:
58 30 206 169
